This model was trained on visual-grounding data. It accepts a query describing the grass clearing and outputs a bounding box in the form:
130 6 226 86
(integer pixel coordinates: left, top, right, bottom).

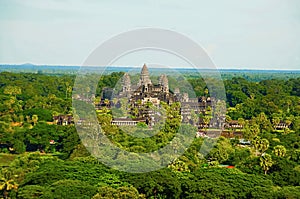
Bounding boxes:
0 153 17 167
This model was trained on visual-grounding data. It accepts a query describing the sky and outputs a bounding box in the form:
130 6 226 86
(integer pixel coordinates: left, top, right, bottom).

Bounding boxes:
0 0 300 70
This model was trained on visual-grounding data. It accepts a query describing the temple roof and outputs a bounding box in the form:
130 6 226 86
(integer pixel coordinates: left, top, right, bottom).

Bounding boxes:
123 73 131 84
159 74 168 85
141 63 149 75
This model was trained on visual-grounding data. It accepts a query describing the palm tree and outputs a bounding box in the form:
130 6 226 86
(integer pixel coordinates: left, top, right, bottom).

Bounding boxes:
0 170 18 199
273 145 287 157
252 137 269 156
168 159 190 172
252 136 261 156
259 138 269 154
32 114 38 126
260 153 273 175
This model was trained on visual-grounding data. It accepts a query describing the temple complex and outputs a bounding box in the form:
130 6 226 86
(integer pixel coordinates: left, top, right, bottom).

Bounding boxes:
97 64 222 129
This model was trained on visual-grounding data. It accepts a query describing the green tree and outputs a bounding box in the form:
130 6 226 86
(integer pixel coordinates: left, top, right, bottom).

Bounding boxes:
181 168 274 198
43 179 97 199
255 112 272 132
260 153 273 175
13 140 26 154
252 137 269 156
93 186 144 199
122 169 181 199
3 85 22 98
69 143 91 160
259 138 269 154
31 115 38 126
244 122 260 141
273 145 287 157
18 185 48 199
0 169 18 199
208 137 234 163
252 136 261 156
168 159 190 172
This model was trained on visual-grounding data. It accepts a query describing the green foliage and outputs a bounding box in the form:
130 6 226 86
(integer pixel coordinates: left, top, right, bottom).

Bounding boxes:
44 180 97 199
236 156 262 174
0 154 17 167
22 108 53 122
273 145 287 157
18 185 47 199
207 136 234 163
181 168 274 199
93 186 144 199
276 186 300 198
136 122 147 128
260 153 273 175
0 72 300 198
121 168 182 198
244 122 260 141
69 143 90 160
226 147 251 166
268 156 300 186
13 140 26 154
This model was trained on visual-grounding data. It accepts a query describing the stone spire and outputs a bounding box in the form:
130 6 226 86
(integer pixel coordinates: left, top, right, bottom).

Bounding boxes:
122 73 131 92
159 74 169 93
182 93 189 102
174 88 180 95
138 64 152 86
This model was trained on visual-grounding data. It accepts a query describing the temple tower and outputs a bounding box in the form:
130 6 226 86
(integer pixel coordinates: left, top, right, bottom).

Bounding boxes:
159 74 169 93
122 73 131 92
138 64 152 87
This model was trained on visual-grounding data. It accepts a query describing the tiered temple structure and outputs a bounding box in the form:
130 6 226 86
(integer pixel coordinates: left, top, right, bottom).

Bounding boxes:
118 64 175 107
97 64 223 129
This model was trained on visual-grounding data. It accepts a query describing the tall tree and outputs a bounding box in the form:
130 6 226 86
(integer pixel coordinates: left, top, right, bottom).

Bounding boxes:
259 153 273 175
252 137 269 156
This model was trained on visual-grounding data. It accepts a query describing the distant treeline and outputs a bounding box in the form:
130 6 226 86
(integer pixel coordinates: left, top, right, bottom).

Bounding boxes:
1 64 300 82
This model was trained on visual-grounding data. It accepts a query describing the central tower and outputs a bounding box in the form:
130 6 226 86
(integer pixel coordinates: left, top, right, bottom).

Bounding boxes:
138 63 152 87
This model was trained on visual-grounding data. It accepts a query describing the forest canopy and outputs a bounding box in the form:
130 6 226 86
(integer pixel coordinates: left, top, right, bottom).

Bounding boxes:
0 71 299 198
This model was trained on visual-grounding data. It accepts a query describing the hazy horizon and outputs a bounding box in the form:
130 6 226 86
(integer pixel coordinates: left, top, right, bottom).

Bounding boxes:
1 63 300 71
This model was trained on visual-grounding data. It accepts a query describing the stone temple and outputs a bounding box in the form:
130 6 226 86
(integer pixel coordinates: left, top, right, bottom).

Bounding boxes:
98 64 221 129
119 64 176 107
